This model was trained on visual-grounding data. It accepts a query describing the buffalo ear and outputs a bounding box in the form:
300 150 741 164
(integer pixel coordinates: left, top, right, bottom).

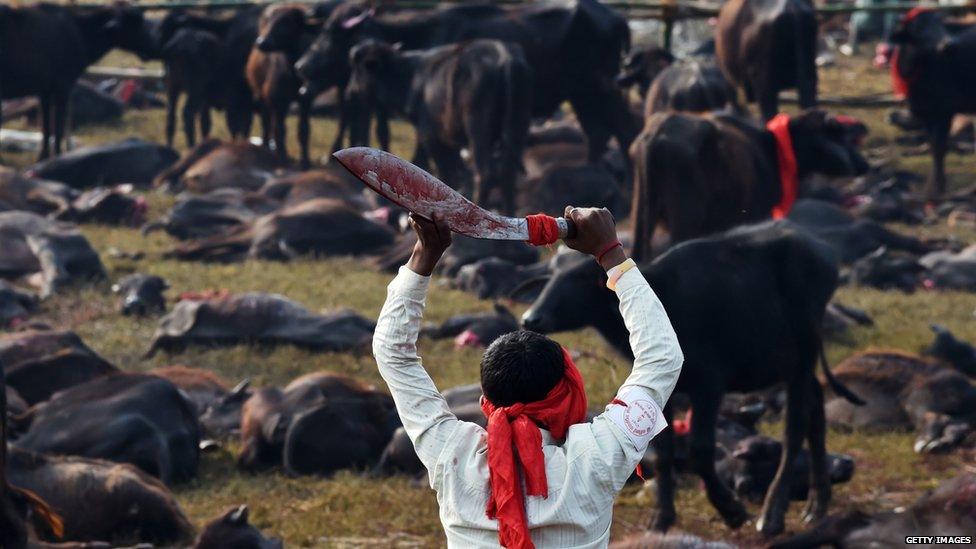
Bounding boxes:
228 505 249 525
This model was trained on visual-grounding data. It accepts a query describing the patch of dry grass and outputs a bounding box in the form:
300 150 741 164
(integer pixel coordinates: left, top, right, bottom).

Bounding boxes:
3 39 976 548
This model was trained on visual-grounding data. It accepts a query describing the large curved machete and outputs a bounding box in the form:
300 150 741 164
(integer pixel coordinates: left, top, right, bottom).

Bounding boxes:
333 147 575 241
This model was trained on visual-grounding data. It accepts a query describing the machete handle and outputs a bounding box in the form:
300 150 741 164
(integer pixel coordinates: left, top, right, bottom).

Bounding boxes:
556 217 577 240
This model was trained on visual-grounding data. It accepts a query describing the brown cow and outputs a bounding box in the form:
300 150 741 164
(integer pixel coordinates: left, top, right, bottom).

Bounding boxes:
629 110 868 260
247 4 318 168
715 0 817 121
0 3 156 160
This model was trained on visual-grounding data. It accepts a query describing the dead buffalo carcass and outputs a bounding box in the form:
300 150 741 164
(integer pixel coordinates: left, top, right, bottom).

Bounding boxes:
7 447 194 545
149 364 236 430
152 139 286 193
0 366 62 549
146 293 375 356
788 199 933 264
25 138 178 189
238 371 399 476
825 351 976 454
55 185 148 227
0 281 36 328
772 474 976 548
164 198 394 262
0 167 74 216
259 166 373 211
0 329 117 406
0 211 105 297
14 373 201 485
113 273 168 316
193 505 282 549
143 188 277 241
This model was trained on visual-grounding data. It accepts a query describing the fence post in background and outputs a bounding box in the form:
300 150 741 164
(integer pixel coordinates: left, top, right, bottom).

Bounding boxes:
661 0 677 51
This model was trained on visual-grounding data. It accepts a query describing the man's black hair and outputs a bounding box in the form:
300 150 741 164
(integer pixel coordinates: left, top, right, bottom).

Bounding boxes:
480 330 565 407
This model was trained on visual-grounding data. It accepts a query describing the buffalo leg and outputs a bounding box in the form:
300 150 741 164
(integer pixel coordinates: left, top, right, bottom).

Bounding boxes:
758 374 809 536
649 403 677 531
570 91 613 163
427 139 468 194
298 96 311 169
52 91 68 156
375 105 391 151
182 95 199 148
803 377 830 523
926 116 951 199
200 104 212 140
330 86 347 153
690 388 750 529
165 85 178 148
273 104 288 161
465 114 494 210
259 106 271 149
38 94 51 160
757 80 779 122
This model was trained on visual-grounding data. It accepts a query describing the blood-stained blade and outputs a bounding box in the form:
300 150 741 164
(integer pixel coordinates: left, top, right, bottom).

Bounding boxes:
333 147 529 240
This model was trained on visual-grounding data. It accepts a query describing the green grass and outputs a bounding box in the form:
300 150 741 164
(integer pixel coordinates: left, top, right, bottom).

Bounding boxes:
4 45 976 548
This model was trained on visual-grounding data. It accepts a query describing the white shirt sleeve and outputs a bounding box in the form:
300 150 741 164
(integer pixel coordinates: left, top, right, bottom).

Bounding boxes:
372 266 462 485
589 266 683 490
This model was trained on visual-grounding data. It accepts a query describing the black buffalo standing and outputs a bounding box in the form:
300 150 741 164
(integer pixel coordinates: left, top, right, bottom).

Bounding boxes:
0 3 157 160
348 39 531 214
888 9 976 198
521 222 864 536
295 0 636 163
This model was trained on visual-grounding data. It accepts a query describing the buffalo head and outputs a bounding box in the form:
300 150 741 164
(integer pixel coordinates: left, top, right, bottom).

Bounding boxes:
294 3 375 94
788 110 871 180
104 3 158 61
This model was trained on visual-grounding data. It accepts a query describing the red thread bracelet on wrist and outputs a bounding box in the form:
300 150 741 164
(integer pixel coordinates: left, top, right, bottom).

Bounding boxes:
596 241 622 264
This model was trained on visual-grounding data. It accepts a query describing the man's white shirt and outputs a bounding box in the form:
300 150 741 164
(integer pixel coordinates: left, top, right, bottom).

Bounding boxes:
372 265 683 548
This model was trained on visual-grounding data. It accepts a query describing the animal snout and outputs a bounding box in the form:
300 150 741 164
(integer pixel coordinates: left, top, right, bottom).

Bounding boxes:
521 310 545 333
255 35 273 52
122 294 147 316
828 454 855 483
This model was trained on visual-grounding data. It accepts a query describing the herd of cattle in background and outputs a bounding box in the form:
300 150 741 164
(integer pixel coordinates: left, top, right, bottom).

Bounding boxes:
2 0 976 546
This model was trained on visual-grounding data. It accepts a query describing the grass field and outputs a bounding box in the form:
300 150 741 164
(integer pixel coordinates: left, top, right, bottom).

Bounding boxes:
4 48 976 548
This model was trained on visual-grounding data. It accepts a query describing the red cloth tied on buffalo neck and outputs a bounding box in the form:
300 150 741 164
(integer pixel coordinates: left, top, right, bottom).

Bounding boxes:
890 7 934 99
480 348 588 549
766 113 798 219
525 214 560 246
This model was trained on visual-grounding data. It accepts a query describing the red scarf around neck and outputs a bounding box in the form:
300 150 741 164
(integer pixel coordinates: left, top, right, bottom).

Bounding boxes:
766 113 798 219
480 348 588 549
890 7 934 99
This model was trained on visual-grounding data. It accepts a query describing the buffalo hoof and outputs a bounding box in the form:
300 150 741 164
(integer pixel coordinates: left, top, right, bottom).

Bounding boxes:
722 503 751 530
802 496 829 524
650 510 676 532
756 512 785 537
